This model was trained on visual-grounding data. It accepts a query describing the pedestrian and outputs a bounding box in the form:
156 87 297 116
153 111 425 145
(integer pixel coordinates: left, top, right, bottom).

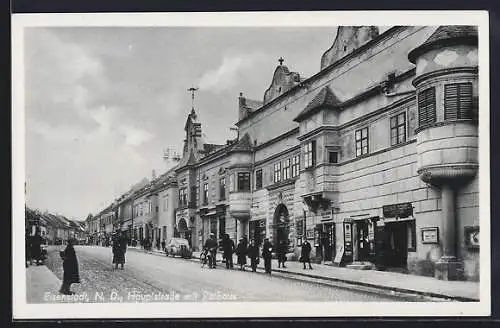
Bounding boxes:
277 240 287 268
221 234 235 269
112 232 127 270
25 228 32 267
247 239 260 272
59 238 80 295
300 239 313 270
262 238 273 274
235 238 248 271
161 239 166 252
30 227 43 266
156 238 160 251
203 233 218 269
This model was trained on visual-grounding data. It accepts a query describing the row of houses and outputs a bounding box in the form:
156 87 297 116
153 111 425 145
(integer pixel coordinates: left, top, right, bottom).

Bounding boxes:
87 26 480 281
25 207 86 245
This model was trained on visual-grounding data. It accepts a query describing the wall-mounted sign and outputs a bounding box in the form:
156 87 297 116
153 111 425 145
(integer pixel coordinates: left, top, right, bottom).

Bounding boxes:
368 221 375 241
464 226 479 249
314 229 320 247
383 203 413 218
421 227 439 244
306 229 314 239
344 223 352 243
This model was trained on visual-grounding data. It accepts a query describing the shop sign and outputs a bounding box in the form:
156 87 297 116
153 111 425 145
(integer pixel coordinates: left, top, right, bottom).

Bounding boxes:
344 223 352 243
368 222 375 241
421 227 439 244
306 229 314 239
333 245 344 266
314 229 320 247
383 203 413 218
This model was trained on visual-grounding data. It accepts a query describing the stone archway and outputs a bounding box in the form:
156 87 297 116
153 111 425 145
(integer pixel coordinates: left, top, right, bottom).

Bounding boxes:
273 203 290 248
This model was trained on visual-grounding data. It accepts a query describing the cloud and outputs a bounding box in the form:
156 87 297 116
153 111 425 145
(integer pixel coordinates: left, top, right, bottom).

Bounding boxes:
198 53 265 93
119 125 154 147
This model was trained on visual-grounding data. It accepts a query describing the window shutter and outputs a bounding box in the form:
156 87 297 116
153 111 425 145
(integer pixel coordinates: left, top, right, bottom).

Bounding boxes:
418 87 436 126
444 83 473 120
458 83 473 119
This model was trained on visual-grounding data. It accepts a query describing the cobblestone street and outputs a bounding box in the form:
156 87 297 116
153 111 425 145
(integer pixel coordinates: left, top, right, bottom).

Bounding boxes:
40 245 429 303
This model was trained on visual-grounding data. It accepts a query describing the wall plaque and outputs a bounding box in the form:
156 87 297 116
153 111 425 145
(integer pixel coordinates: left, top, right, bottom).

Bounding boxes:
383 202 413 218
306 229 314 239
421 227 439 244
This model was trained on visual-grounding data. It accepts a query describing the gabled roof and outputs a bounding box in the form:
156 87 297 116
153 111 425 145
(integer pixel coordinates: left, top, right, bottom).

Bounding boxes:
293 86 341 122
229 133 253 153
408 25 478 63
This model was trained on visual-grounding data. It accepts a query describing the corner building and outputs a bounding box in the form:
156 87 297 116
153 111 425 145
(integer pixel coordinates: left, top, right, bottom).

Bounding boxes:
123 26 480 281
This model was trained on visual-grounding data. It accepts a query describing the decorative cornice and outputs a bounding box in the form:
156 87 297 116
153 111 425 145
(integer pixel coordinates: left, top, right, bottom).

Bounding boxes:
265 178 297 191
417 164 478 185
254 145 300 168
414 119 478 134
412 66 478 87
227 163 253 170
298 126 339 142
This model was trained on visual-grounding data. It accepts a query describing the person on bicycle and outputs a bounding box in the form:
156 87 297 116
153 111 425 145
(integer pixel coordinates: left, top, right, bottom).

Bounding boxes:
204 233 218 269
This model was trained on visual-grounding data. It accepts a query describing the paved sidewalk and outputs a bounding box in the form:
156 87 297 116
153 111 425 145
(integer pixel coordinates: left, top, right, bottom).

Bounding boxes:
26 265 62 303
128 246 479 301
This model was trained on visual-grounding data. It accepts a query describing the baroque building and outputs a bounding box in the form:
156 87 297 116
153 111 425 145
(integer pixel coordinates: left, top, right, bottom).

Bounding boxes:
105 25 479 281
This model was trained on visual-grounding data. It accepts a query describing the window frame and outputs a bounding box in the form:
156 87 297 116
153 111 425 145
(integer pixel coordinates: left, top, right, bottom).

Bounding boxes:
390 111 407 146
219 177 226 201
355 127 369 157
203 183 209 205
283 158 290 180
273 162 282 183
328 151 339 164
291 155 300 177
255 169 263 190
237 172 251 192
304 140 316 169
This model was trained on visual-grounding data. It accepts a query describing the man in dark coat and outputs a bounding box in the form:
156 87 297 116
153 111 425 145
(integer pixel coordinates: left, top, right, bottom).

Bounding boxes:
247 239 260 272
221 234 235 269
112 232 127 270
262 238 273 274
301 239 313 269
59 238 80 295
235 238 248 270
203 233 218 269
30 227 43 265
277 240 288 268
161 239 166 252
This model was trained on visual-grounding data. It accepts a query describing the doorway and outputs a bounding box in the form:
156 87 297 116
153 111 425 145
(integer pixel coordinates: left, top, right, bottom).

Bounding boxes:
356 220 370 261
273 204 290 248
384 221 408 268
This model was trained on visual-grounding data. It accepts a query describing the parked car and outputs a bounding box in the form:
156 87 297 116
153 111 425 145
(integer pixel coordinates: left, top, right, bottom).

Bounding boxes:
165 238 193 258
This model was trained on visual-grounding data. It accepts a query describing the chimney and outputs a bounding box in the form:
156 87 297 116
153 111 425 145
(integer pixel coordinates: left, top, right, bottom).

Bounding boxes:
238 92 247 121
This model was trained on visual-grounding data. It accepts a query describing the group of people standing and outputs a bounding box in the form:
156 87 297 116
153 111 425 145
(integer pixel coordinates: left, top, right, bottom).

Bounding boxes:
202 233 314 273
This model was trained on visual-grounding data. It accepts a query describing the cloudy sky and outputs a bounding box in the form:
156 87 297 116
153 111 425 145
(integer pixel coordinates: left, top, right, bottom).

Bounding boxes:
24 26 386 220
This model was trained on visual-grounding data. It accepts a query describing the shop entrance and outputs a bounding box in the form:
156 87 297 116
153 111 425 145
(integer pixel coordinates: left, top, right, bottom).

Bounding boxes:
273 204 290 249
383 221 408 268
356 220 370 261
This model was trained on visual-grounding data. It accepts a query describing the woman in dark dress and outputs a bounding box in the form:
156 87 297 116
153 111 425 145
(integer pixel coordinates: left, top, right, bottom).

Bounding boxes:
59 238 80 295
235 238 248 271
30 227 43 265
112 232 127 269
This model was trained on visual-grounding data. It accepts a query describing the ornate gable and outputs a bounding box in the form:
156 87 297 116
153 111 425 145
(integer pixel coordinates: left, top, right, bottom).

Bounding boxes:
263 61 301 105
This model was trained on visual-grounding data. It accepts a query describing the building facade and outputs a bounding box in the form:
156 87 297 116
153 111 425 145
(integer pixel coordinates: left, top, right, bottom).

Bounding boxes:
101 25 479 281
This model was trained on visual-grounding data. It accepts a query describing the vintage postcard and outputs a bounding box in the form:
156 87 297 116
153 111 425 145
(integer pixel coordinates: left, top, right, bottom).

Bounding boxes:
12 11 490 319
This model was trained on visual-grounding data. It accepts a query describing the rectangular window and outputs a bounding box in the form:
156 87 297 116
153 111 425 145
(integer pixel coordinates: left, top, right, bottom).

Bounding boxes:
328 151 338 164
291 155 300 177
418 86 436 126
203 183 209 205
190 186 197 207
237 172 251 191
355 127 369 157
304 140 316 169
273 162 281 183
255 169 263 189
179 188 188 207
283 159 290 180
390 112 407 146
219 177 226 201
444 83 473 120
